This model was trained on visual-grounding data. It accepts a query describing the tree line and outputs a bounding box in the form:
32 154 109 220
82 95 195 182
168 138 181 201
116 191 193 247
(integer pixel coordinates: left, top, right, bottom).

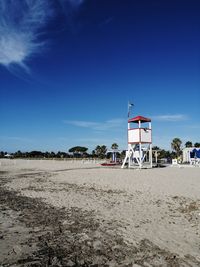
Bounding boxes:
0 143 119 159
0 140 199 159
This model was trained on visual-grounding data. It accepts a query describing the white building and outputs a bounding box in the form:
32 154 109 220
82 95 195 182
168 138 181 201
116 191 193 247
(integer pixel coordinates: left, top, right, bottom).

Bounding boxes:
182 147 200 163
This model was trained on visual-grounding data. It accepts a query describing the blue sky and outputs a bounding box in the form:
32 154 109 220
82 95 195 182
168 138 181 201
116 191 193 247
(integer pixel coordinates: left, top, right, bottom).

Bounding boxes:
1 0 200 152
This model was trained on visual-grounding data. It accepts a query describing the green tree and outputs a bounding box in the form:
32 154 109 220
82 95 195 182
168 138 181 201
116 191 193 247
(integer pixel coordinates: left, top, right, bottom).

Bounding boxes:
91 150 96 158
56 151 62 158
29 151 44 158
44 151 51 158
185 141 193 148
50 151 55 158
111 143 119 150
152 146 160 151
194 142 200 148
68 146 88 153
152 146 171 162
171 138 182 157
120 150 126 158
15 150 23 158
94 145 107 159
0 151 5 158
68 146 88 157
159 149 171 159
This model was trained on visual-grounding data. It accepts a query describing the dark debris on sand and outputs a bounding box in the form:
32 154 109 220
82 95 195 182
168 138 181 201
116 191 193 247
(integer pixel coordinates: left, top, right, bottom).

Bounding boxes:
0 172 200 267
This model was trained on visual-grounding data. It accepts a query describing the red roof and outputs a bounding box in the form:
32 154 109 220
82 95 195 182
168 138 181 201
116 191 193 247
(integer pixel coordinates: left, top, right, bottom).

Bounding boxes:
128 115 151 123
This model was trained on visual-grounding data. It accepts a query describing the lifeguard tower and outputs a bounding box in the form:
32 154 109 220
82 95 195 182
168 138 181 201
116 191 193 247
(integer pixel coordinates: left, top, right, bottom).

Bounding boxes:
121 115 152 169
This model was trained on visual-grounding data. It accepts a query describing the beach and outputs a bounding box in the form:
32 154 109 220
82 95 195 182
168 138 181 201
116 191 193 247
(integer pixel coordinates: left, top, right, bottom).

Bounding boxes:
0 159 200 266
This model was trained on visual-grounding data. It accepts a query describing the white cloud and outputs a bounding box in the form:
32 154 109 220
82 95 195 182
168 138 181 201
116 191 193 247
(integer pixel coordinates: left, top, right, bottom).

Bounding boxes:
0 0 53 69
152 114 188 122
64 118 125 131
0 0 84 70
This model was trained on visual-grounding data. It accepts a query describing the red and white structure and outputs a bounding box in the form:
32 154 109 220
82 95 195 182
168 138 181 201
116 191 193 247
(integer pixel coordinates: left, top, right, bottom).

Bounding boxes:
121 115 153 169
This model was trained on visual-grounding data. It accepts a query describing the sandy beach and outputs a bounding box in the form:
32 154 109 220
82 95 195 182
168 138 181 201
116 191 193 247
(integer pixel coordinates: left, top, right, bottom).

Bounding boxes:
0 159 200 266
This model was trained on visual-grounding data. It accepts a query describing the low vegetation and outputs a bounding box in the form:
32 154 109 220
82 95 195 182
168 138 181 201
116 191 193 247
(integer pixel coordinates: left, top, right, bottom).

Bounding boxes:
1 139 199 160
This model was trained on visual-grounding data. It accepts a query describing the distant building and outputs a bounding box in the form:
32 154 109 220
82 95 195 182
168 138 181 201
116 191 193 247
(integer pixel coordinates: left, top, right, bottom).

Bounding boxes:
4 153 13 159
182 147 200 163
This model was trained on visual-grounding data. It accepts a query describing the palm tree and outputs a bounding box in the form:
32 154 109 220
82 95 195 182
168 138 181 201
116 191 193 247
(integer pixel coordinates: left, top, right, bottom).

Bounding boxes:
111 143 119 150
185 141 193 148
171 138 182 157
152 146 160 150
194 142 200 148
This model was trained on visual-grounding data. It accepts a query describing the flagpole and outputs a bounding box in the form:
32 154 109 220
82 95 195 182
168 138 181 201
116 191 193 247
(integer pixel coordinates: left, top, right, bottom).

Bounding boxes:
128 101 130 118
128 101 134 119
127 101 134 150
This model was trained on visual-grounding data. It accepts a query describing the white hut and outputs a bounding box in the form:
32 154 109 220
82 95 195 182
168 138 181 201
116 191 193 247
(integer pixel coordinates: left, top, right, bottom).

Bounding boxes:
182 147 200 164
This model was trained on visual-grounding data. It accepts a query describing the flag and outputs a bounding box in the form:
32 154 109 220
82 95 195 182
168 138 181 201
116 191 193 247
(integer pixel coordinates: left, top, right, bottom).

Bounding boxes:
128 102 134 118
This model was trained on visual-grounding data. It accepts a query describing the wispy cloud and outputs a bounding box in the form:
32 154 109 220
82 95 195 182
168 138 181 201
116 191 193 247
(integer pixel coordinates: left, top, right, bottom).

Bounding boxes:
64 118 125 131
152 114 188 122
0 0 52 70
0 0 84 71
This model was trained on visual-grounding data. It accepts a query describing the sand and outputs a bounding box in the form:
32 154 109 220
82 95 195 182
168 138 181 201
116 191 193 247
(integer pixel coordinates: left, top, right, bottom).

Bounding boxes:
0 158 200 266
